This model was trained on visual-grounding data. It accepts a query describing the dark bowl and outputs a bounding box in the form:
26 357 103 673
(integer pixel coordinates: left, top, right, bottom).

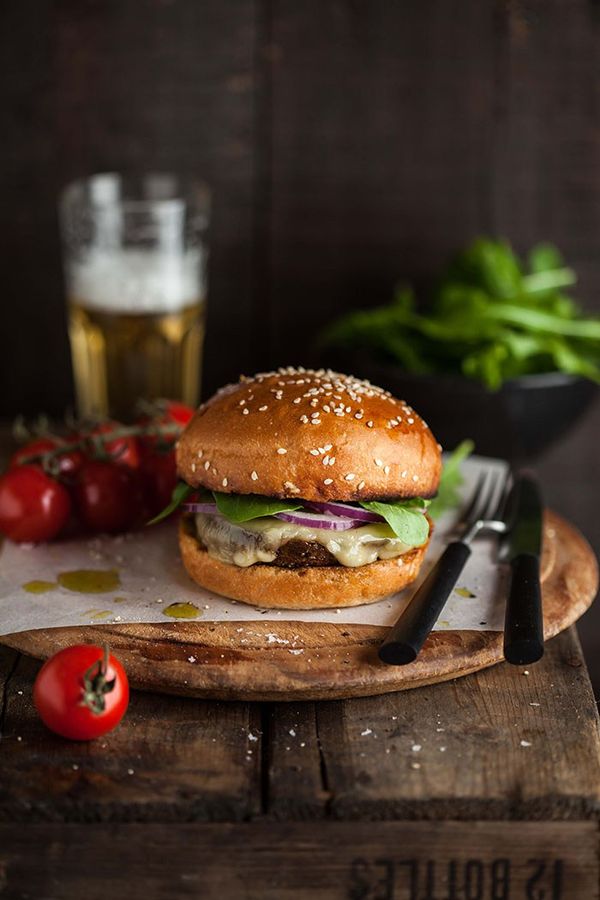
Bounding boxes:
323 352 598 461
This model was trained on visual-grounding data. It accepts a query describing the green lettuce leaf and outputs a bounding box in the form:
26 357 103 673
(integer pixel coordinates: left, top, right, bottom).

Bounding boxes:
359 497 430 546
428 439 474 520
147 481 195 525
213 492 302 523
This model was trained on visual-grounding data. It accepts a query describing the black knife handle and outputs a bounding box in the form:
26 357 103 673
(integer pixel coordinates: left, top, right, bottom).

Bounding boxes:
503 552 544 665
379 541 471 665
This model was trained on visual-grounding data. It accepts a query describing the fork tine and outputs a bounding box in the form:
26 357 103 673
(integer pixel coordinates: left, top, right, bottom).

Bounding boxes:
457 471 487 527
489 469 512 521
472 471 499 524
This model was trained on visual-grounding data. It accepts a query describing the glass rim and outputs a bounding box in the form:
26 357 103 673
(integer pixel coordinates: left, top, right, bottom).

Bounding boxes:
60 172 211 215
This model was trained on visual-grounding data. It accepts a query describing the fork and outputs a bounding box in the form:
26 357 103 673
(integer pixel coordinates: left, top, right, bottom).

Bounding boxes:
378 468 510 666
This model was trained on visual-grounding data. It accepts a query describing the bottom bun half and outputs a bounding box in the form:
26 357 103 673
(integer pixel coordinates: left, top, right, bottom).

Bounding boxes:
179 519 429 610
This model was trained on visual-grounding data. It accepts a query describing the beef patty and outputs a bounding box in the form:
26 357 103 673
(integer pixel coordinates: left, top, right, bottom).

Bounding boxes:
270 539 339 568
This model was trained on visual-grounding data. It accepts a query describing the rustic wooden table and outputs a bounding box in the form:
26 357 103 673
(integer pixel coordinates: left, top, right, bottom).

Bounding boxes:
1 626 599 898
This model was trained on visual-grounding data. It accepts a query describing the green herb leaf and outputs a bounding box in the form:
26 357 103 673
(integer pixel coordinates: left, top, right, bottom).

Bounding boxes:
213 493 302 523
359 497 430 546
147 481 195 525
428 440 474 520
318 237 600 390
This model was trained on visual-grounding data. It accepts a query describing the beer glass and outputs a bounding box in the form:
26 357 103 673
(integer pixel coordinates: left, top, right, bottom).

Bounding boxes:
59 173 210 420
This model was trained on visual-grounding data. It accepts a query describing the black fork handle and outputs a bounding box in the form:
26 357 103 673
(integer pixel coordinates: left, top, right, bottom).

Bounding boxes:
379 541 471 665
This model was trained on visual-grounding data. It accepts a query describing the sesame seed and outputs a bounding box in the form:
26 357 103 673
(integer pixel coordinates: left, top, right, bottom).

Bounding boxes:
222 477 228 487
310 419 321 425
358 481 365 489
277 448 287 455
355 412 363 419
310 412 320 418
323 405 331 413
197 450 203 458
310 449 320 456
324 444 333 451
324 478 333 485
242 408 249 415
259 405 268 412
384 466 390 475
366 420 374 428
345 473 356 481
375 458 383 467
293 398 301 404
204 460 211 470
407 417 414 424
412 474 419 482
239 399 246 406
329 457 336 466
251 471 259 481
345 406 351 413
300 415 309 423
323 455 329 465
401 470 408 477
191 463 196 472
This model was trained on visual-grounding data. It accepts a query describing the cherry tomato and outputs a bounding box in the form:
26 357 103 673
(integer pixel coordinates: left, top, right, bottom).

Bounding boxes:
142 449 178 516
33 644 129 741
162 401 195 427
85 422 141 469
11 438 84 479
74 461 143 533
0 465 71 542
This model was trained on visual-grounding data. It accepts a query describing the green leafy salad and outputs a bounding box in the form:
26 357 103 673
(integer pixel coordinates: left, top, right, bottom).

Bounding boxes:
319 238 600 390
150 442 472 546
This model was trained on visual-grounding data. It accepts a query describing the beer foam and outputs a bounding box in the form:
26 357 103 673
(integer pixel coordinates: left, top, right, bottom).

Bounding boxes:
67 248 204 314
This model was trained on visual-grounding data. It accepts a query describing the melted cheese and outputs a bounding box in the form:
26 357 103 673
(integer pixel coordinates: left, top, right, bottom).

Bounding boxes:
194 513 427 568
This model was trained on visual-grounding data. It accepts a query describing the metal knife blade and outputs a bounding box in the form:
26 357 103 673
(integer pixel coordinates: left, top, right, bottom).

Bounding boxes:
500 475 543 561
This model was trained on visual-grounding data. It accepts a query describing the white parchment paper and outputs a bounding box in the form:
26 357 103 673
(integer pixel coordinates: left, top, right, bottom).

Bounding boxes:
0 456 509 635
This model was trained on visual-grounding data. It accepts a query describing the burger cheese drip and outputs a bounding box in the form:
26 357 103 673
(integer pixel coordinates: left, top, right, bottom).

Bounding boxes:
195 513 422 568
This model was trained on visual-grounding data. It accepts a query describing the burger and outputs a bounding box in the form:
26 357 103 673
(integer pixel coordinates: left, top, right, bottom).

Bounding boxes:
174 367 441 609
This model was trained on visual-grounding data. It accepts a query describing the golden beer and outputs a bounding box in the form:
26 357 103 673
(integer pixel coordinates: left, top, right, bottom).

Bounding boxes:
60 174 210 420
68 299 205 420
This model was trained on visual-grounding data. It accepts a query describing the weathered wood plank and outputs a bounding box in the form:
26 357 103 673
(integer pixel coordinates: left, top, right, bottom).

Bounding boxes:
491 0 600 696
286 628 600 822
266 702 328 819
0 821 597 899
267 0 497 366
0 654 262 822
0 0 260 413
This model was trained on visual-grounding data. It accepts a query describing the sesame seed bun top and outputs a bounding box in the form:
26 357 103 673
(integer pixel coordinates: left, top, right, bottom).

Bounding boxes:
176 367 442 501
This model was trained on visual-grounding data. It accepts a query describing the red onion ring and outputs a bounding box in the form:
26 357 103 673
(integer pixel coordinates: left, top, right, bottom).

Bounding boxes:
275 510 358 531
183 502 220 514
306 500 383 523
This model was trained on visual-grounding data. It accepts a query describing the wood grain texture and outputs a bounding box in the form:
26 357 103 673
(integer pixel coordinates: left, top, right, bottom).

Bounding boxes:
0 821 597 898
266 0 497 367
1 628 600 828
0 652 262 823
0 0 261 414
263 629 600 823
1 511 597 701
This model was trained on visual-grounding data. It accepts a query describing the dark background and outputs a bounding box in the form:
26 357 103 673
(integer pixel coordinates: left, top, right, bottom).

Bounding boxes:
1 1 600 676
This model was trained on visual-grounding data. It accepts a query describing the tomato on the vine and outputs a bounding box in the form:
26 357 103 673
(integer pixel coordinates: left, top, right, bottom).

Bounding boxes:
0 465 71 542
162 401 195 427
74 461 144 533
141 449 178 516
10 437 84 479
33 644 129 741
85 422 141 470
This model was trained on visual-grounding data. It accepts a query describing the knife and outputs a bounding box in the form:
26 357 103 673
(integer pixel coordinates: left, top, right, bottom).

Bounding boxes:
501 474 544 665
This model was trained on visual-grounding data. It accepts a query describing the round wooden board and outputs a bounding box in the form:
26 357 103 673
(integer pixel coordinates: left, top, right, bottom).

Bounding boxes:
2 511 597 700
